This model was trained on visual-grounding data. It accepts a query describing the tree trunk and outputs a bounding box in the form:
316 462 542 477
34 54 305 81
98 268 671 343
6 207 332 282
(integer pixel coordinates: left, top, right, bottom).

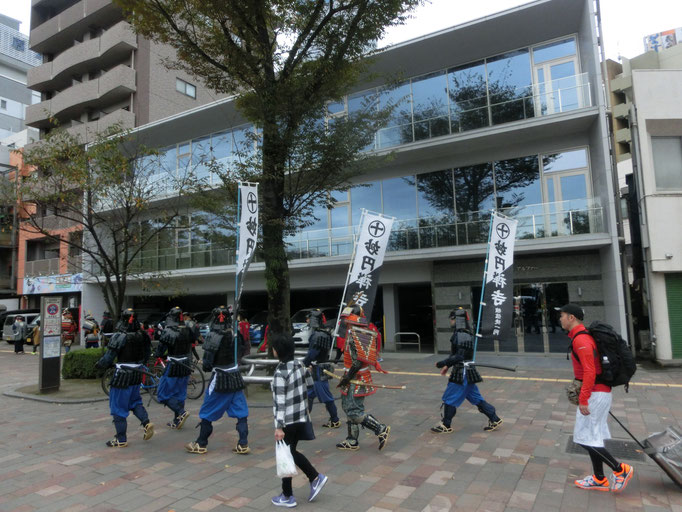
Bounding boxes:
261 121 291 337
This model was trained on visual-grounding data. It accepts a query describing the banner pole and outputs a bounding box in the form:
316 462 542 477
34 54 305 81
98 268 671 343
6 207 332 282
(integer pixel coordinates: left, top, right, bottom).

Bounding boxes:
233 183 242 363
332 209 365 340
472 212 496 362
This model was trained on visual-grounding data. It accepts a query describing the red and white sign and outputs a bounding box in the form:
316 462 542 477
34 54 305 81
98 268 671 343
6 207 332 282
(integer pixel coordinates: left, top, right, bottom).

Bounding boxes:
43 300 62 336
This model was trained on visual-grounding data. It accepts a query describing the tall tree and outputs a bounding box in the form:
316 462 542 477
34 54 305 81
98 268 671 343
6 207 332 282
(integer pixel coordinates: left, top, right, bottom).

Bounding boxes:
116 0 422 334
7 126 193 321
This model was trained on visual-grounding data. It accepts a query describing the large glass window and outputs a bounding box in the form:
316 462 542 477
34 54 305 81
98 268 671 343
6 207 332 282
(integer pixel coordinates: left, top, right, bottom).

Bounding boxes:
652 136 682 190
487 49 533 124
377 82 413 149
416 170 454 220
381 177 417 219
192 135 212 181
454 163 495 217
495 156 542 210
543 148 588 173
348 90 378 151
211 131 232 166
411 72 450 141
231 126 253 169
448 60 488 132
533 38 577 64
350 182 380 227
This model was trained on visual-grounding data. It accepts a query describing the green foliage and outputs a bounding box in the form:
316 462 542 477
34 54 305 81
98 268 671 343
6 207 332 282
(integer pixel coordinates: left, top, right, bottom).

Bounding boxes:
62 348 107 379
114 1 424 334
10 124 195 322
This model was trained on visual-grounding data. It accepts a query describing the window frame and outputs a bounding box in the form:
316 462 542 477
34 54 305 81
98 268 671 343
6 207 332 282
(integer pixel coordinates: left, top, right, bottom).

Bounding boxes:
176 78 197 99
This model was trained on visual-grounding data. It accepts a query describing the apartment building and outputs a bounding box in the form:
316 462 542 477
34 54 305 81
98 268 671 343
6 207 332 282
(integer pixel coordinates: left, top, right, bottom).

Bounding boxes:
80 0 627 355
609 44 682 364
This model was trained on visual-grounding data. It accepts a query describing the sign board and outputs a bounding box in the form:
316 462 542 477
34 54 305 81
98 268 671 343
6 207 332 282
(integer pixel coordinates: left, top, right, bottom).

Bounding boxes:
644 28 682 53
43 300 61 336
42 336 61 358
23 273 83 295
39 296 62 392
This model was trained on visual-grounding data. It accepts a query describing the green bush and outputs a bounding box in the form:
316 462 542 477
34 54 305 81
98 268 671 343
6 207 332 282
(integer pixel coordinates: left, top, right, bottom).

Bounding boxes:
62 347 107 379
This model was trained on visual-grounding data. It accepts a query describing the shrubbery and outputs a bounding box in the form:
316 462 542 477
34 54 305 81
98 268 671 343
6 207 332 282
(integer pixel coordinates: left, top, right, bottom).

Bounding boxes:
61 348 107 379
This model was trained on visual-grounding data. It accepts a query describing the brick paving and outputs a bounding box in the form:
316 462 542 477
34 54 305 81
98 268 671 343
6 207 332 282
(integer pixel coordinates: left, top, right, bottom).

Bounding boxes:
0 345 681 511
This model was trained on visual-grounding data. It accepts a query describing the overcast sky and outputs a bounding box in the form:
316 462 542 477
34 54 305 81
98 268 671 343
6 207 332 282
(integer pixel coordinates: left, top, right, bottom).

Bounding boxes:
2 0 682 61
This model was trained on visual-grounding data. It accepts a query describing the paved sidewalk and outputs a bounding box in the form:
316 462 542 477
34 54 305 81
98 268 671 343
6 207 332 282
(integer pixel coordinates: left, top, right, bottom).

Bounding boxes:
0 346 681 511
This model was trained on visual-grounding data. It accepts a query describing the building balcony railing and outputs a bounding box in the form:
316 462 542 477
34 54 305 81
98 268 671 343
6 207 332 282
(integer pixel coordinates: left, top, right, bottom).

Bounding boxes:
29 0 119 55
372 72 593 151
66 108 135 142
24 257 60 277
26 63 136 128
28 20 137 92
124 199 604 275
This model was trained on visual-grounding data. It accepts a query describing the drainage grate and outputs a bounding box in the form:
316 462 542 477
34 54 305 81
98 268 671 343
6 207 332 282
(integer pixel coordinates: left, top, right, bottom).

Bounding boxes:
565 436 646 461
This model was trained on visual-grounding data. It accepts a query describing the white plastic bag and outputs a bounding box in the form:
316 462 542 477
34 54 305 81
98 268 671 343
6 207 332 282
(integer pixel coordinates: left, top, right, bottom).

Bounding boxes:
275 440 298 478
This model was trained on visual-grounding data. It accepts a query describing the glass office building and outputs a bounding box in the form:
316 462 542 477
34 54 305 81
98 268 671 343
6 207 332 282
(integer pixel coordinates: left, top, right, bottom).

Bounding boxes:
82 0 626 355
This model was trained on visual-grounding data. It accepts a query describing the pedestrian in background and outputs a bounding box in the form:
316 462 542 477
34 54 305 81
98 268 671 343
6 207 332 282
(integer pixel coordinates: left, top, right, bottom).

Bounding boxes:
12 315 27 354
61 310 76 353
271 333 328 507
31 320 40 354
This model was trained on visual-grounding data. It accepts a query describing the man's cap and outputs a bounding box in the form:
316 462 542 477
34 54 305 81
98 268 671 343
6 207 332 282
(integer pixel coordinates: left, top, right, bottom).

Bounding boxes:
558 303 584 320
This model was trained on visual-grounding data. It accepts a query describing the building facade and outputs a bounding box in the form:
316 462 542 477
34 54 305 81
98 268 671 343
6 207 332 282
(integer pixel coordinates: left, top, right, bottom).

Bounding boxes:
0 14 41 302
609 44 682 364
81 0 627 355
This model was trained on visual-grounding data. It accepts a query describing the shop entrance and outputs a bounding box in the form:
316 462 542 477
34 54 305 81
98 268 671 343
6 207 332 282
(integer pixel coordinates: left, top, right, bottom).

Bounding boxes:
397 283 434 351
472 281 569 354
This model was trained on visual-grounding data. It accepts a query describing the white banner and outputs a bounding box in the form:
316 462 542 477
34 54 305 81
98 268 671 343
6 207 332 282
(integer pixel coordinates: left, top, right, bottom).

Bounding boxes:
236 182 259 303
342 211 394 322
480 213 518 341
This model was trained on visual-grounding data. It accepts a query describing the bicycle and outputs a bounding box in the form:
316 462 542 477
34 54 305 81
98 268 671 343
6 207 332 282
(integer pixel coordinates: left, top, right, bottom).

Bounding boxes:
150 356 206 400
101 364 161 404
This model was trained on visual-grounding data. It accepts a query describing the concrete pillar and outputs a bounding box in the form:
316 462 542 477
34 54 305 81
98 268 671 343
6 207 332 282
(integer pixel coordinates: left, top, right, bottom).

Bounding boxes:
81 282 108 334
649 271 672 361
382 284 400 351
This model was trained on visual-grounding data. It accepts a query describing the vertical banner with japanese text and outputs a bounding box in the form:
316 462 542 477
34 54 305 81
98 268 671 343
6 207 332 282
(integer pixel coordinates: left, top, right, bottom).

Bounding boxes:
235 182 259 307
341 211 394 324
479 213 518 346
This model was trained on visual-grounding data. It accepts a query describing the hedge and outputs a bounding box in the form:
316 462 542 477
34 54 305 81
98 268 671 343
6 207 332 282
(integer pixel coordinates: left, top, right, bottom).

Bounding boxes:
62 347 107 379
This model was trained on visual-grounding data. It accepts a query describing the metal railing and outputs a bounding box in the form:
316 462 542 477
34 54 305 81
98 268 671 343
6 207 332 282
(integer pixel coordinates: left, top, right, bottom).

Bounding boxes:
124 198 604 273
24 257 60 277
394 332 421 352
374 72 592 150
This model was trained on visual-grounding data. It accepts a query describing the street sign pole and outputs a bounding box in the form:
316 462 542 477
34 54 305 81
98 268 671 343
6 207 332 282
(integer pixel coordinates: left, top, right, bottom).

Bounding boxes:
39 296 62 393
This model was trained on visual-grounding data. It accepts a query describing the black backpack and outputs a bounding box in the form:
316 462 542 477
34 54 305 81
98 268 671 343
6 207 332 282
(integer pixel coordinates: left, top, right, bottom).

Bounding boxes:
571 321 637 391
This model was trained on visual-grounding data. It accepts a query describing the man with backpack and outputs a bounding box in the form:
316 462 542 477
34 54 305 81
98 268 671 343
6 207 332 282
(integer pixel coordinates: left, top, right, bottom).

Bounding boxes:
560 303 634 493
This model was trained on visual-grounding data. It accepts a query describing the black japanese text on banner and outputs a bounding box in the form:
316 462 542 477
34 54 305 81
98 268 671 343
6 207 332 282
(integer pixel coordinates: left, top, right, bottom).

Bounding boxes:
479 213 518 348
340 211 394 325
235 182 259 306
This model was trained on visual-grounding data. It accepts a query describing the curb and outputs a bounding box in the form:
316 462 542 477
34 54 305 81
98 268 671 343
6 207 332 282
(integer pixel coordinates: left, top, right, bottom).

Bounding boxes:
2 389 108 404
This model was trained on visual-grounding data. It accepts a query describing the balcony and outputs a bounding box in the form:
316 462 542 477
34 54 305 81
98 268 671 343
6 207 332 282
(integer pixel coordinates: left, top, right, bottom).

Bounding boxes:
24 258 60 277
371 72 593 152
615 127 632 144
66 108 135 142
26 64 136 128
30 0 121 55
0 231 14 247
125 199 605 274
28 21 137 92
612 102 630 120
